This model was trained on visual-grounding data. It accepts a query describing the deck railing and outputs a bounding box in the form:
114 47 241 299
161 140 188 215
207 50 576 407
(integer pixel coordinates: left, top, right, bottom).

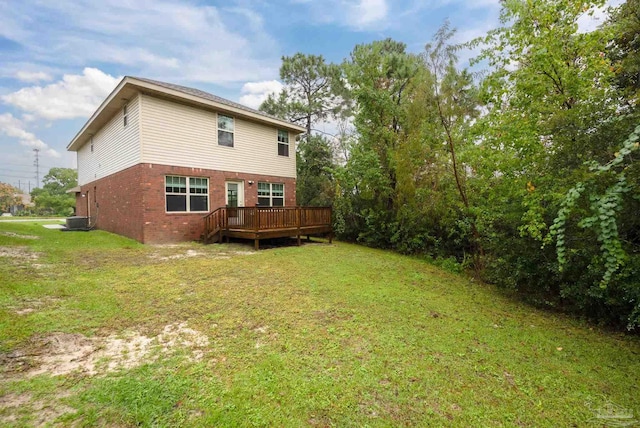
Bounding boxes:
203 206 332 243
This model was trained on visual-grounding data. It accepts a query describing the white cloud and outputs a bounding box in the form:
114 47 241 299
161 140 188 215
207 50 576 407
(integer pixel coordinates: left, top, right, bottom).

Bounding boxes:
350 0 388 28
291 0 389 30
2 68 120 120
239 80 284 109
1 1 279 85
21 114 36 123
0 113 60 157
15 71 53 83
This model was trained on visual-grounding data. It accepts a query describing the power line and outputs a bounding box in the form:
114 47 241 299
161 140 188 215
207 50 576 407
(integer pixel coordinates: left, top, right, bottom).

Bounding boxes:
0 167 42 173
0 173 36 179
0 163 55 169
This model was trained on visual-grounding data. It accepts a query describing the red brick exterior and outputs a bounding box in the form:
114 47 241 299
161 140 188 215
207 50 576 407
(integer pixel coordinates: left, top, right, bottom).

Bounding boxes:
75 163 296 244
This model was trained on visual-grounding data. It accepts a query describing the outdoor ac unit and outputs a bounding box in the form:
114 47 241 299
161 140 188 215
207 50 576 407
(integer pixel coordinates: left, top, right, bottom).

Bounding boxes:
66 216 89 230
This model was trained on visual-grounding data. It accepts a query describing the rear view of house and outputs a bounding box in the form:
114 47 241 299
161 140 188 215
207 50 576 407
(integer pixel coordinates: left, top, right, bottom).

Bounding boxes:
67 77 306 243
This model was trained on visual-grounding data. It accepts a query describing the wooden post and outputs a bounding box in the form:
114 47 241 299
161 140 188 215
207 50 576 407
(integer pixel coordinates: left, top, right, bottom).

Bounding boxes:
329 206 333 243
296 207 301 246
255 207 260 232
254 238 259 251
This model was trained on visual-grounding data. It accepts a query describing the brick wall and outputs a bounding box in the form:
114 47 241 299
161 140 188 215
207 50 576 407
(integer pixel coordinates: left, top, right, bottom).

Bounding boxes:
76 164 145 242
76 163 296 244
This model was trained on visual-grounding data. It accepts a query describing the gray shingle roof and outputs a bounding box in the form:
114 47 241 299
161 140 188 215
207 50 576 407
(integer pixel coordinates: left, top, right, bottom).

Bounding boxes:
130 76 287 124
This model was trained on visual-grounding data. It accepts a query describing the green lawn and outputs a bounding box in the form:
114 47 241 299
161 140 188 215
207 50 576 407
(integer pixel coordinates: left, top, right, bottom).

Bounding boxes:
1 221 638 427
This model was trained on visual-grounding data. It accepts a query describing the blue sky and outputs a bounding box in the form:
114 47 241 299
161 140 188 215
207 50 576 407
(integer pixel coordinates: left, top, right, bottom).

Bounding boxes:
0 0 611 192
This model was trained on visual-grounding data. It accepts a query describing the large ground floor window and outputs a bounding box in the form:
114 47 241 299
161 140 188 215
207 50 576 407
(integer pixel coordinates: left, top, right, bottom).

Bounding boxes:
257 182 284 207
165 176 209 212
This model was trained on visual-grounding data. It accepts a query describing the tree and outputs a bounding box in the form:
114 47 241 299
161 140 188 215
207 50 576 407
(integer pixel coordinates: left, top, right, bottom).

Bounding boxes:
31 168 77 216
607 0 640 105
0 183 21 213
260 54 346 207
334 39 421 247
343 39 420 211
260 53 345 140
296 135 335 206
472 0 640 328
421 23 483 266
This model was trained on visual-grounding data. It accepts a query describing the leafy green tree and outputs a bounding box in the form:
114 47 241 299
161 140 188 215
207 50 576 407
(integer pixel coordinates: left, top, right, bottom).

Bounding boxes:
607 0 640 105
31 168 77 216
472 0 640 328
343 39 419 209
334 39 421 247
260 53 345 207
260 53 345 140
0 183 21 213
296 135 335 206
421 23 483 266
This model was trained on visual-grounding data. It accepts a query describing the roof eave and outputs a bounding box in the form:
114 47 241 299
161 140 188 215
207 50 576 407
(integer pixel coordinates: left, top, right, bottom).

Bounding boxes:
66 76 131 152
130 78 306 133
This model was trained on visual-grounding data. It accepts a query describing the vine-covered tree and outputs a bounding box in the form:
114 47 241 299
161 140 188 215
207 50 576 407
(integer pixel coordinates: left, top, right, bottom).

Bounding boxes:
472 0 640 328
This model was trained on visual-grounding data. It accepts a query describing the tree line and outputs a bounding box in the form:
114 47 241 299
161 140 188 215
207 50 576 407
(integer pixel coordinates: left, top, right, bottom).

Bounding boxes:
0 168 77 216
260 0 640 330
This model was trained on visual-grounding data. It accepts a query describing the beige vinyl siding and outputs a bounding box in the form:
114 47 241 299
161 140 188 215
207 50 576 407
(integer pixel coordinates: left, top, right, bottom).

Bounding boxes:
77 95 141 185
140 95 296 178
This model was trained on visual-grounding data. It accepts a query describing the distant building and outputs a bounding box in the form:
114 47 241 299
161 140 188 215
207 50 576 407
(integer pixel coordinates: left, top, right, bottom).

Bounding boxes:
10 193 32 215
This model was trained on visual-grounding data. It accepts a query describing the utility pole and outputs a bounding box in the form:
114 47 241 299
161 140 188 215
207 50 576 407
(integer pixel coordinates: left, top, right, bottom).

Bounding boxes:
33 148 40 188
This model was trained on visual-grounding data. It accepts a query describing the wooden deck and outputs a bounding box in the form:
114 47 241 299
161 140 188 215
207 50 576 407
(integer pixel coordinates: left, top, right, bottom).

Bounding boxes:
203 206 333 249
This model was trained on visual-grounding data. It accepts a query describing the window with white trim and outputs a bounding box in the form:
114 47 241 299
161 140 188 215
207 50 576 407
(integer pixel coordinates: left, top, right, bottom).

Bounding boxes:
165 176 209 212
123 104 128 127
277 129 289 156
257 182 284 207
218 114 234 147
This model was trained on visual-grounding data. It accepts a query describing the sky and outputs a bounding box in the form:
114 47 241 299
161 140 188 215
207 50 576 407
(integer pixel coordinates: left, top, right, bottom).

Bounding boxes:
0 0 614 192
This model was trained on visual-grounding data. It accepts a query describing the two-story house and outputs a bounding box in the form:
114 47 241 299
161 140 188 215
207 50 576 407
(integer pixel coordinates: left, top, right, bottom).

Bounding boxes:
67 76 305 243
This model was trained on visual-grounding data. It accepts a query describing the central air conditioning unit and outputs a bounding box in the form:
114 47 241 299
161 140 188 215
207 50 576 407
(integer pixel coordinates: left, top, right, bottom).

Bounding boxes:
66 216 89 230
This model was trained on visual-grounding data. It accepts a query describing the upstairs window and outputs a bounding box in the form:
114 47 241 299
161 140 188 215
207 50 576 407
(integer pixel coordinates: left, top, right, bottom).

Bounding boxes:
123 104 128 127
218 114 234 147
277 130 289 157
257 182 284 207
165 176 209 212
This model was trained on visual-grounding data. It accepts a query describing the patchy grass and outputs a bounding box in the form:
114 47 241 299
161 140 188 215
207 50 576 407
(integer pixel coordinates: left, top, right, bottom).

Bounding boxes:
0 221 638 427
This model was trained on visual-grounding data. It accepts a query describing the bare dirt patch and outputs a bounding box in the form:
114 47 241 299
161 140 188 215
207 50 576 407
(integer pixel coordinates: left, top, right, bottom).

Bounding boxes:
0 392 31 408
30 263 51 269
0 231 39 240
252 325 279 349
0 392 76 427
0 246 39 260
10 297 61 316
1 322 210 378
149 249 206 261
148 243 256 262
